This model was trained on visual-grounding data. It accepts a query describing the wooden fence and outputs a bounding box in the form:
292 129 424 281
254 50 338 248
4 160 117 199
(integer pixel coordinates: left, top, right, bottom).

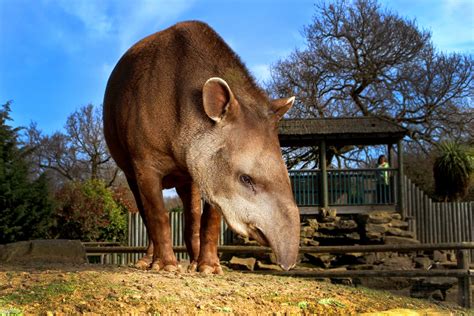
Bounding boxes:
403 176 474 259
127 211 234 263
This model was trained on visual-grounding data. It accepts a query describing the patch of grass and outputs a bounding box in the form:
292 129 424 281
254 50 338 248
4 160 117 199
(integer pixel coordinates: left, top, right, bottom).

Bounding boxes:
0 308 23 316
158 295 179 304
0 281 76 306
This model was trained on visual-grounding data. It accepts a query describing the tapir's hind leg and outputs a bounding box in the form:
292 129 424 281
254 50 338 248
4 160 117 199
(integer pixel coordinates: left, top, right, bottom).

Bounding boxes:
198 202 223 275
133 165 178 272
176 183 201 272
126 177 154 269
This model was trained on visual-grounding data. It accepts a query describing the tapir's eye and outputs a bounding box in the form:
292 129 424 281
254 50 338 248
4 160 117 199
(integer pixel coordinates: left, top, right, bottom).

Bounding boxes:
240 174 256 192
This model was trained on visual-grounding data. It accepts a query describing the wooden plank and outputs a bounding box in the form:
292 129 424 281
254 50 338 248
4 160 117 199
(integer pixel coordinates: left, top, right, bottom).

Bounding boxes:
456 250 472 308
298 205 397 215
85 242 474 254
247 269 471 279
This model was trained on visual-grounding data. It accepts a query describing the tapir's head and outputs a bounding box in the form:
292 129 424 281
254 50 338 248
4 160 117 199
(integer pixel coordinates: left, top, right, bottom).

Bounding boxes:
189 77 300 271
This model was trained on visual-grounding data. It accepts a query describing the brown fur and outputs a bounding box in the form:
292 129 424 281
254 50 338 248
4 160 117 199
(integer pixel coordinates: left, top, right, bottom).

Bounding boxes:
103 21 300 272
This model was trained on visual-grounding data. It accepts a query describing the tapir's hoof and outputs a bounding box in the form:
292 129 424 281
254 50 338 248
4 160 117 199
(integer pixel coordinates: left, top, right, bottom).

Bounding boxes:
163 264 179 272
134 255 153 270
150 261 161 272
187 261 198 273
198 264 224 275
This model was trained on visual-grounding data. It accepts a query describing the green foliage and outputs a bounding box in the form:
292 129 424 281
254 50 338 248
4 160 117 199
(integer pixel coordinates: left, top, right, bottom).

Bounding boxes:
433 141 473 201
0 102 54 244
53 179 128 242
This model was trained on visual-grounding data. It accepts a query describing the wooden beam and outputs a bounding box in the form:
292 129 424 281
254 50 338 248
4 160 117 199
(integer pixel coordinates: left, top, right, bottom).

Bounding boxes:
320 140 329 209
299 205 396 215
247 269 471 279
397 139 406 218
84 242 474 254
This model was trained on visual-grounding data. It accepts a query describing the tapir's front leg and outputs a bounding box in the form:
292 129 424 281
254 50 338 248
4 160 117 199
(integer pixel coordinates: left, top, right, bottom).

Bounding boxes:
197 202 223 275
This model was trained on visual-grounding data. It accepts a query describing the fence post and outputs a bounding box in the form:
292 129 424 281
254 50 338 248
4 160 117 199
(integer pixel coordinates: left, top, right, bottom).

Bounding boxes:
319 140 329 210
456 249 471 308
397 140 406 219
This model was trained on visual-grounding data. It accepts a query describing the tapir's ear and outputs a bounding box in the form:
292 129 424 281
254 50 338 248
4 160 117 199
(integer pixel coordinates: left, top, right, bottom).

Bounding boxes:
270 96 295 120
203 77 237 123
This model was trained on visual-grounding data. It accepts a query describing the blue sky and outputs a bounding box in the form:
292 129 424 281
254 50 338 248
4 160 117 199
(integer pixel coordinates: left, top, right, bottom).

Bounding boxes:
0 0 473 134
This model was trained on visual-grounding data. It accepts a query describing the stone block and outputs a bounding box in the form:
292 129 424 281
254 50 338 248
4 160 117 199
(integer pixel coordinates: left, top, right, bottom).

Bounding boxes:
389 219 409 229
229 256 256 271
433 250 448 263
256 261 281 271
300 226 315 238
360 211 393 224
390 213 402 220
0 239 87 264
304 253 335 269
383 236 420 245
365 223 388 234
386 227 415 238
414 257 432 269
306 219 319 229
300 238 320 246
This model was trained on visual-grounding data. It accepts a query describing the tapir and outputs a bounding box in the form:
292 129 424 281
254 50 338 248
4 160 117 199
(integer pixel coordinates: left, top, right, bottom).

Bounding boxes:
103 21 300 273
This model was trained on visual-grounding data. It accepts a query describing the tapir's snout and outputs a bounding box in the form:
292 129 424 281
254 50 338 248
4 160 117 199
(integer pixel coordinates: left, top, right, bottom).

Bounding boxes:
249 204 300 271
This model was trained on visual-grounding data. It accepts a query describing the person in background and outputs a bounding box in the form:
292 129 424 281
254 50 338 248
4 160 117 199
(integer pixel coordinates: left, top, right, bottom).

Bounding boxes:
376 155 390 203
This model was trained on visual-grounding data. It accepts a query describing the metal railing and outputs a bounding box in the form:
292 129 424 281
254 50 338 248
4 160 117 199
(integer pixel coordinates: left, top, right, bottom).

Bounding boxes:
289 168 398 206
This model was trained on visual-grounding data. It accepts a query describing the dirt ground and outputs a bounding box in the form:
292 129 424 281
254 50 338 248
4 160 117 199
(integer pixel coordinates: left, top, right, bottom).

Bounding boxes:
0 263 471 315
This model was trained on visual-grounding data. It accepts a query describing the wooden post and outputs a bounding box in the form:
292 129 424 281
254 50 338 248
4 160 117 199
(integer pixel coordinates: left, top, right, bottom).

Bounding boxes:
456 249 471 308
397 140 406 219
320 140 329 210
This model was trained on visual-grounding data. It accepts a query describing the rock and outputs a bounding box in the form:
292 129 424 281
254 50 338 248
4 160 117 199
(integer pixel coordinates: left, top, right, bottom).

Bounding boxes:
362 253 377 265
386 227 414 238
414 257 432 269
0 239 87 264
306 218 319 229
256 261 281 271
300 226 315 238
347 264 379 270
360 211 393 224
228 256 256 271
364 223 387 240
390 213 402 220
383 236 420 245
379 256 414 270
318 221 338 231
304 253 335 269
332 253 365 266
300 238 320 246
338 219 358 231
313 231 360 242
365 223 388 234
410 277 456 301
433 250 448 263
389 219 409 229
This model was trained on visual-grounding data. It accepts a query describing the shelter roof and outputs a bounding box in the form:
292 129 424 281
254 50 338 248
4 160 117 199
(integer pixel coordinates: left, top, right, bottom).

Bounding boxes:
278 117 407 146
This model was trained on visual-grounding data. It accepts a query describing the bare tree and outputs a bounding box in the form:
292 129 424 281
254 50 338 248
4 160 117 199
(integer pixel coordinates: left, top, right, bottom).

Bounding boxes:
26 104 119 188
268 0 473 167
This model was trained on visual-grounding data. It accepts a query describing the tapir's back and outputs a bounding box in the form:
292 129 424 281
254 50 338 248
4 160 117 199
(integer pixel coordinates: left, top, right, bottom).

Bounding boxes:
103 21 266 175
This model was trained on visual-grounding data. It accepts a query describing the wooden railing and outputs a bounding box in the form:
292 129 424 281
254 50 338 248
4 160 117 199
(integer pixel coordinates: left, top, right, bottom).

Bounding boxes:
289 168 398 207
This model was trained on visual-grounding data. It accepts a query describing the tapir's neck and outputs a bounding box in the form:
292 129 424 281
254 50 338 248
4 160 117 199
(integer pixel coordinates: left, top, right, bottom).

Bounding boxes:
184 129 224 203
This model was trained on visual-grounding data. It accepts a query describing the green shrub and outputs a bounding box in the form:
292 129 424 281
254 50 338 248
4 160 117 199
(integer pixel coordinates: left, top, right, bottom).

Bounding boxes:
433 141 473 201
52 179 128 242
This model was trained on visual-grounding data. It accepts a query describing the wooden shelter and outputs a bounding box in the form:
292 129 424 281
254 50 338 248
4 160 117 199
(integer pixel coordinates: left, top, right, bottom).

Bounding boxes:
278 117 408 217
